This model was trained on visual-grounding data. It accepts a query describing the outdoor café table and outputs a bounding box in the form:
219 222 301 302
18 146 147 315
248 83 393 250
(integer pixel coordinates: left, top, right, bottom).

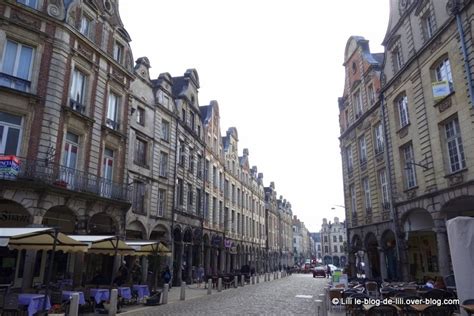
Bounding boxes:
89 288 110 304
409 304 431 313
132 285 150 301
118 287 132 300
461 305 474 315
62 290 86 305
18 293 51 316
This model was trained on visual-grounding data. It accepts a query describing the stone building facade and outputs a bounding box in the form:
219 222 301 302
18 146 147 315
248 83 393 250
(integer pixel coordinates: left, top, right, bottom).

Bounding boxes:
0 0 297 288
338 36 397 280
380 0 474 282
320 217 347 267
292 215 310 265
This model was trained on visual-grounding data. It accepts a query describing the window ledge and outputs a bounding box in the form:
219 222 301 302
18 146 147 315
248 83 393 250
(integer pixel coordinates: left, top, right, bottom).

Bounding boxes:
444 168 467 178
397 124 410 138
433 91 455 113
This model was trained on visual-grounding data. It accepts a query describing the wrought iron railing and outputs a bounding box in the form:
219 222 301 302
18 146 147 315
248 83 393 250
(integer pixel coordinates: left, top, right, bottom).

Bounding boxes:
0 157 131 202
0 72 31 92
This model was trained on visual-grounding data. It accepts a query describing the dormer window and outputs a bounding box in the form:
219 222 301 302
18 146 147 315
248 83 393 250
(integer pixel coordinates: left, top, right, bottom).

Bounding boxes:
80 16 91 37
392 46 403 73
113 42 123 63
17 0 37 9
422 12 435 41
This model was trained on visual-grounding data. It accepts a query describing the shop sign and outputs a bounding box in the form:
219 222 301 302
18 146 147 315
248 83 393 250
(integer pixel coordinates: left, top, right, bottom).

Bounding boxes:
211 235 222 247
224 239 233 248
0 211 30 223
0 155 20 178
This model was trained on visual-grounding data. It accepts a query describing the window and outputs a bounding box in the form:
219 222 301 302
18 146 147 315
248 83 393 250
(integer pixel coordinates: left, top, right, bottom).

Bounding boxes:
161 120 170 141
0 40 34 92
204 159 210 181
106 92 120 130
219 172 224 191
324 236 328 243
102 148 114 182
362 177 371 209
435 58 453 91
136 107 145 126
374 123 384 154
212 197 217 224
0 111 22 155
344 109 350 129
353 90 363 118
63 132 79 168
80 16 91 37
132 181 146 214
339 235 343 242
340 246 344 252
359 136 367 164
204 193 209 220
113 42 123 63
177 179 184 206
350 184 356 214
325 246 329 253
333 236 337 243
16 0 37 9
134 138 147 167
157 189 166 217
181 108 186 122
187 183 193 209
159 152 168 177
213 166 217 188
188 149 194 173
196 188 202 215
231 184 235 204
190 111 195 130
379 169 390 206
346 145 353 173
444 118 466 173
392 47 403 72
334 246 338 252
367 84 376 105
402 143 417 189
197 155 203 178
397 95 409 128
70 69 86 113
422 12 435 40
178 141 185 166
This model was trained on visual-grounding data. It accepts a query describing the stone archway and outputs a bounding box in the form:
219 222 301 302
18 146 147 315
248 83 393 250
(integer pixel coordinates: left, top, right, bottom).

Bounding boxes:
150 224 170 245
441 195 474 220
381 229 398 280
42 205 76 233
365 232 380 279
202 234 211 276
126 220 146 240
0 199 32 227
402 208 437 281
182 228 193 283
88 212 117 235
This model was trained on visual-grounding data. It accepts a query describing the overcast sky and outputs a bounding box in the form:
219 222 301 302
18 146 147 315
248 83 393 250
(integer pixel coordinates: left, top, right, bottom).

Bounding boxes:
120 0 390 232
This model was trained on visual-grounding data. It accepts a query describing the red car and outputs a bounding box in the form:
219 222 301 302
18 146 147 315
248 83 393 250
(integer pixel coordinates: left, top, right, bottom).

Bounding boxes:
312 266 326 278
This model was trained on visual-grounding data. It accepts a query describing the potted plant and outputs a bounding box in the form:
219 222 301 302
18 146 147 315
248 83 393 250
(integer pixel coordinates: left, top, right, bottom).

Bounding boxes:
48 304 66 316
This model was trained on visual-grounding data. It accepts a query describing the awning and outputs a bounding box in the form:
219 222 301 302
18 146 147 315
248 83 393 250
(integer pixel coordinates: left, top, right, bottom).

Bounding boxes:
0 227 88 252
68 235 135 255
125 240 171 256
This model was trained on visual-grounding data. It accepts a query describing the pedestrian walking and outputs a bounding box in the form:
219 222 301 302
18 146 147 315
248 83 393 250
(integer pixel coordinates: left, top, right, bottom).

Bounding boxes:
196 265 205 288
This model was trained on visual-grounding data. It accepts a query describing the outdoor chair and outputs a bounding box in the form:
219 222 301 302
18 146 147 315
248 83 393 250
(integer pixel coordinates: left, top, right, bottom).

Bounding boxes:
367 305 398 316
50 290 64 305
2 293 24 316
346 293 369 316
365 281 379 298
422 289 449 300
328 288 344 313
421 305 453 316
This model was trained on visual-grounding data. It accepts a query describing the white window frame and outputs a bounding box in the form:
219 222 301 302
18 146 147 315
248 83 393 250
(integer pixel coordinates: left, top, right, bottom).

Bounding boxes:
359 136 367 164
159 151 168 177
63 132 79 169
0 39 34 92
161 119 170 141
378 169 390 206
0 112 23 156
398 95 409 128
435 58 454 89
102 148 114 181
423 12 435 40
403 144 417 189
353 90 363 118
367 84 375 105
16 0 37 9
80 15 91 37
113 41 123 63
362 177 371 209
374 123 384 154
392 47 403 72
157 189 166 217
136 107 145 126
70 68 87 113
350 184 356 214
444 118 466 173
106 92 120 130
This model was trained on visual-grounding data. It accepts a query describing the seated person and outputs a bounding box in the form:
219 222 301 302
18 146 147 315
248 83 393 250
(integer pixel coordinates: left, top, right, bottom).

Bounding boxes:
434 276 446 290
424 279 435 289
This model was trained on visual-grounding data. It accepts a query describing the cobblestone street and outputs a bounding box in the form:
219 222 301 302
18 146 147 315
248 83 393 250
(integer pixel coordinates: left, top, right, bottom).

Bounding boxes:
120 274 328 316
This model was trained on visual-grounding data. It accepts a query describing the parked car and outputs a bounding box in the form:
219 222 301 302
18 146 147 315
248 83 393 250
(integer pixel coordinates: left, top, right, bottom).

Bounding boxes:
313 266 326 278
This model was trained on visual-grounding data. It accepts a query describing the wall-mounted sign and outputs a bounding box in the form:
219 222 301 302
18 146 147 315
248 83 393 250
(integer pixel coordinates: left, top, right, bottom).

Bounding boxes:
432 81 451 101
0 155 20 178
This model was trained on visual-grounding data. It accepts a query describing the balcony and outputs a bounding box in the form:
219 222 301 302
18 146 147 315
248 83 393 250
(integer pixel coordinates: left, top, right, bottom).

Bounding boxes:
0 157 131 202
0 72 31 92
69 99 86 114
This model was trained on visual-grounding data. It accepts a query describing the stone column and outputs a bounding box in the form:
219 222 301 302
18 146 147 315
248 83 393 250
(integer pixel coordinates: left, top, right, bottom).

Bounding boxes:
212 248 218 275
73 252 84 287
175 243 184 286
187 245 193 283
205 246 211 276
21 250 37 290
219 248 225 273
434 224 451 277
378 247 388 281
141 256 149 286
363 251 371 279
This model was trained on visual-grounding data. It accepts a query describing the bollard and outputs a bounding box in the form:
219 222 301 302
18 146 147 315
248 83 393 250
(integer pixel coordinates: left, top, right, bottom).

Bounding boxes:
207 279 212 295
108 289 118 316
217 278 222 292
69 293 79 316
318 293 327 316
162 284 169 304
251 275 255 284
180 282 186 301
315 300 324 316
234 275 238 288
256 274 259 284
241 275 245 287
